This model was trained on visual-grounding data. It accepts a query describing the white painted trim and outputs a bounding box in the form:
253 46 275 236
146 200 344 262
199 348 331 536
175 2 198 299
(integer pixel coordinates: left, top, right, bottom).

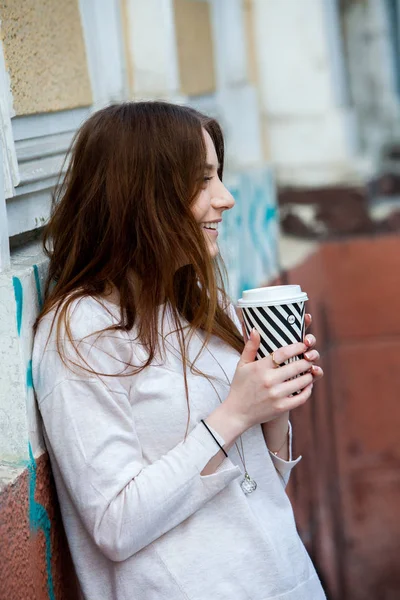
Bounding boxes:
0 143 11 271
322 0 351 108
12 107 90 142
0 40 19 198
6 129 74 236
78 0 128 108
163 0 181 95
7 187 53 237
202 0 263 168
15 130 75 162
210 0 248 89
126 0 180 97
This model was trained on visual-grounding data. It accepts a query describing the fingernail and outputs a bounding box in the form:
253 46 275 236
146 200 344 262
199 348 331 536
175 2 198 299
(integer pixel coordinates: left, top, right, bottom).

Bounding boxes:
304 352 312 360
305 335 313 344
306 313 312 321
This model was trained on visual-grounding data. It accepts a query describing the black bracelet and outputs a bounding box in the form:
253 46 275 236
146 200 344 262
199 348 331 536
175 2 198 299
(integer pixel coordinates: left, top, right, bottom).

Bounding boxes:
201 419 228 457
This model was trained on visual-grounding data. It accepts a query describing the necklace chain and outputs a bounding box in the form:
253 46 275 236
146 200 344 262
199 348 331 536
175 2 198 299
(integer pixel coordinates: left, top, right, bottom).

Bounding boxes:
202 341 257 494
202 344 248 472
160 322 257 494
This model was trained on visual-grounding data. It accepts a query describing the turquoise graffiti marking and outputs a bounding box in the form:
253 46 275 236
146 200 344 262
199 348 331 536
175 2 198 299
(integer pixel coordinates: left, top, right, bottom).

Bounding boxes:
28 443 55 600
12 276 23 336
249 185 270 271
26 360 33 388
33 264 43 310
265 205 277 224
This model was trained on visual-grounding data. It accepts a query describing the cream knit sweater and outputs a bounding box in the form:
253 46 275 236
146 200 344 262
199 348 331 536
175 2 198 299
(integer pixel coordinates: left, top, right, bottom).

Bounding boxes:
32 296 326 600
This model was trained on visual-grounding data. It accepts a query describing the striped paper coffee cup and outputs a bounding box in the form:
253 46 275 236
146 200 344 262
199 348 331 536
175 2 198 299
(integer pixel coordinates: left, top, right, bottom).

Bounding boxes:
237 285 308 365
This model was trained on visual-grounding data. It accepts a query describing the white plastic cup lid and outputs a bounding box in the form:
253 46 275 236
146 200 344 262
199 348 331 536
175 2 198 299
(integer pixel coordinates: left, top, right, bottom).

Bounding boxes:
237 285 308 308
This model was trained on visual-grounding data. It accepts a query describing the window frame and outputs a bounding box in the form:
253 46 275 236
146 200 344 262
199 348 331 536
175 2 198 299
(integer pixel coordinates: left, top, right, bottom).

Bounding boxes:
0 0 127 272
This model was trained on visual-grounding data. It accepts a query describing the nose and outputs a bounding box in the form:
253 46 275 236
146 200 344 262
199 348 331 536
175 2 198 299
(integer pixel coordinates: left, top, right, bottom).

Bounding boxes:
212 181 235 212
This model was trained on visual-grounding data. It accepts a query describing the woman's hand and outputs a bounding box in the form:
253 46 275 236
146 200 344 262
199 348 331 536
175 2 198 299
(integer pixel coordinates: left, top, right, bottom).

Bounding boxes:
260 313 323 456
222 314 323 435
302 312 324 382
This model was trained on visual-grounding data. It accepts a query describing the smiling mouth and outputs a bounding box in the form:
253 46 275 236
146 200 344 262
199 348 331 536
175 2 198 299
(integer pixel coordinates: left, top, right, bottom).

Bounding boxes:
201 220 220 231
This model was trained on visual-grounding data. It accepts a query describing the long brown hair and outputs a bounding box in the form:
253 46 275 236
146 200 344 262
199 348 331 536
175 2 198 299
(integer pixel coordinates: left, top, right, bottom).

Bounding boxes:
35 101 244 428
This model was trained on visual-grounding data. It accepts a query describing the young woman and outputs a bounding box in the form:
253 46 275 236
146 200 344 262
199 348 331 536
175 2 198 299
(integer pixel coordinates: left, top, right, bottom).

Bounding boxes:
32 102 325 600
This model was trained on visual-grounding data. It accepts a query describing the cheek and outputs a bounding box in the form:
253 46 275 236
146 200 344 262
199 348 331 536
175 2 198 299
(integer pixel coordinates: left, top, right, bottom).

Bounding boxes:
192 191 210 221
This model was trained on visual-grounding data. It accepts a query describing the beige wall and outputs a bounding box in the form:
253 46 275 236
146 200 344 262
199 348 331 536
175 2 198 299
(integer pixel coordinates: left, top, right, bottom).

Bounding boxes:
0 0 92 115
243 0 270 160
243 0 258 86
174 0 216 97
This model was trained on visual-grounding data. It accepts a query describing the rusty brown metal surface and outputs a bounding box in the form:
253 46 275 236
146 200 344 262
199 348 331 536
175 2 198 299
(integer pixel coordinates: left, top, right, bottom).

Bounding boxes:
284 234 400 600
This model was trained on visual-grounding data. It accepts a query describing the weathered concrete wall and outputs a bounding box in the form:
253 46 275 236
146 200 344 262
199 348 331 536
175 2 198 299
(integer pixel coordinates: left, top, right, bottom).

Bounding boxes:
341 0 400 157
0 452 78 600
0 243 79 599
0 244 47 462
251 0 359 188
284 234 400 600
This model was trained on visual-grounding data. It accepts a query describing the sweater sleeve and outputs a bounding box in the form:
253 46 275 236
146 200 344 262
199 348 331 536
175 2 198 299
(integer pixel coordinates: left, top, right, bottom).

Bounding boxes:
39 377 241 562
267 422 302 488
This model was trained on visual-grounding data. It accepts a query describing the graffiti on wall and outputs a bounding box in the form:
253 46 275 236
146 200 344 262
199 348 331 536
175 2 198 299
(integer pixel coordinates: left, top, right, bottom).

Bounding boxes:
10 266 55 600
28 442 55 600
218 167 279 302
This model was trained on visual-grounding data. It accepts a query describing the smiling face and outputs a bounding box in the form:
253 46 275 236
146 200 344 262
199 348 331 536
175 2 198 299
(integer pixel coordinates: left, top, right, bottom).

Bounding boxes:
191 129 235 258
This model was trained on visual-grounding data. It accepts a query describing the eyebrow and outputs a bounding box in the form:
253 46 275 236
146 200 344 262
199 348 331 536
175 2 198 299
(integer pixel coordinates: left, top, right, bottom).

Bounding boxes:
205 162 220 171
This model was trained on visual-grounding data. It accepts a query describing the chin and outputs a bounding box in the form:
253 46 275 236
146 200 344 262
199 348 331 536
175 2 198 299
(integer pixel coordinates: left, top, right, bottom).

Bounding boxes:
202 230 219 258
208 243 219 258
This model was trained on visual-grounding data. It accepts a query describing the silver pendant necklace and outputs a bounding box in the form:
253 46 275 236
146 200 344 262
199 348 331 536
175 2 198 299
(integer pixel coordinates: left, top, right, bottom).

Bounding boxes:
204 344 257 495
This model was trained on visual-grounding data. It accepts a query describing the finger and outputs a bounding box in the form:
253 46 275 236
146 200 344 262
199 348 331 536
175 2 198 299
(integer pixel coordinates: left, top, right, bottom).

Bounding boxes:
274 371 314 398
304 334 316 348
305 313 312 331
275 381 314 413
269 358 312 383
304 349 320 362
310 364 324 380
238 328 260 366
271 342 307 365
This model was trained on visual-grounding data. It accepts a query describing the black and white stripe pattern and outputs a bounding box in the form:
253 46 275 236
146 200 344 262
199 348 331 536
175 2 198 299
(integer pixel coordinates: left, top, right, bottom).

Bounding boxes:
242 302 306 363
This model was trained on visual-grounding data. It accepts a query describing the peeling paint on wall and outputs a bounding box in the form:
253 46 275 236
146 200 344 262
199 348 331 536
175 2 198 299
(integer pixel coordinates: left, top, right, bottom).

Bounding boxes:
219 167 279 301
